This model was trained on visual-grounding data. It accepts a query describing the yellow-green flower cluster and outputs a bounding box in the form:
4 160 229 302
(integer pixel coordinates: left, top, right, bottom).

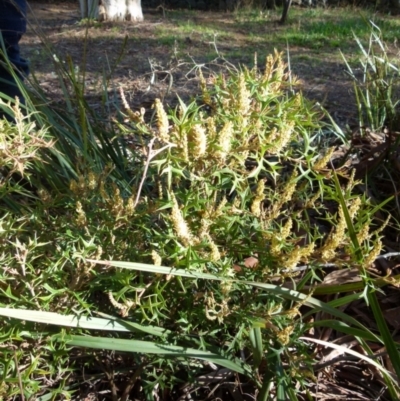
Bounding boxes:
270 218 293 257
191 124 207 159
205 233 221 262
263 50 287 93
283 242 315 270
269 117 295 154
321 205 347 262
119 87 146 123
313 147 335 170
154 98 169 142
108 292 135 318
356 222 371 245
268 172 297 220
237 73 251 128
363 239 382 268
251 179 266 217
215 121 233 163
151 250 162 266
277 325 294 346
170 193 196 247
75 201 87 227
172 126 189 162
110 186 124 218
199 69 212 107
198 198 228 262
37 188 51 204
206 117 217 141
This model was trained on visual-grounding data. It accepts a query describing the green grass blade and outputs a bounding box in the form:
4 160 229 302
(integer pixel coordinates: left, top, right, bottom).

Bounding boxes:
0 308 170 337
57 334 246 374
88 259 381 343
0 308 129 332
95 311 171 337
276 358 288 401
311 273 400 295
257 378 271 401
249 327 263 369
368 291 400 379
331 166 400 383
311 320 379 342
332 169 362 262
357 337 400 399
300 336 397 384
86 259 230 280
247 281 379 342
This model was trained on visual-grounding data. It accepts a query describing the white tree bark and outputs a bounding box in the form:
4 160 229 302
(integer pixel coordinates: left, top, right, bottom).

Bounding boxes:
125 0 143 21
79 0 143 21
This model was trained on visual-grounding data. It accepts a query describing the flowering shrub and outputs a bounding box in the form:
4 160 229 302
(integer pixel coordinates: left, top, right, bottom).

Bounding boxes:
0 51 391 400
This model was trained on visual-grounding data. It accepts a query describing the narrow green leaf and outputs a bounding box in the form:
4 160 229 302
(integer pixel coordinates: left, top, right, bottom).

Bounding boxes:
87 260 381 343
311 320 379 342
0 308 171 337
0 308 131 332
243 281 380 342
331 169 362 262
312 274 400 296
301 336 398 387
95 311 170 337
368 291 400 379
58 334 246 374
249 327 263 369
358 336 400 399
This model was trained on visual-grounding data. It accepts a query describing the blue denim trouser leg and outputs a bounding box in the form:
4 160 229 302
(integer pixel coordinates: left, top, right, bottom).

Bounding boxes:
0 0 29 101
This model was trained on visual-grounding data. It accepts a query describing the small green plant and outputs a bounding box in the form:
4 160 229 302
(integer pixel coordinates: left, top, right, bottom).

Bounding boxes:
77 17 102 28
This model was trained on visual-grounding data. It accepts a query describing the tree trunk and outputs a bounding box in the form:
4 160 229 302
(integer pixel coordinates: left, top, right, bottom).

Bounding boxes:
79 0 143 21
79 0 99 19
280 0 291 24
125 0 143 20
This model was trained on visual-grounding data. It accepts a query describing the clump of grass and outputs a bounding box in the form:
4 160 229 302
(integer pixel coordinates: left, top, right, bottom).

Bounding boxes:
0 34 399 401
343 23 400 131
341 22 400 257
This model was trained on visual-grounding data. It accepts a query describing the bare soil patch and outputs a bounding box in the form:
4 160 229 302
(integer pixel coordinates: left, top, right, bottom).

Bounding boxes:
24 2 358 126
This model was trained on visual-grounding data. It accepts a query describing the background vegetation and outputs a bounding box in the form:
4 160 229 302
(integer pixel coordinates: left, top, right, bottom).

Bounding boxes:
142 0 400 12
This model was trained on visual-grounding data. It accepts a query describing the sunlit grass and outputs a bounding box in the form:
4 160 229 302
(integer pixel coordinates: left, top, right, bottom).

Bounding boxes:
230 6 400 53
282 11 400 48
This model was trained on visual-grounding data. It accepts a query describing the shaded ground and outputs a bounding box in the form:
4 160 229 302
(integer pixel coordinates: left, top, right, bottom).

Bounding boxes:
24 2 360 127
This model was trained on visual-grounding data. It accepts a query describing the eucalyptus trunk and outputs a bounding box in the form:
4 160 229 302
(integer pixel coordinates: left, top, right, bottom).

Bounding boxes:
79 0 143 21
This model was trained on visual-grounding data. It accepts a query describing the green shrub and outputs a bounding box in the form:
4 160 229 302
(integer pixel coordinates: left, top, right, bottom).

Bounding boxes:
0 50 398 400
